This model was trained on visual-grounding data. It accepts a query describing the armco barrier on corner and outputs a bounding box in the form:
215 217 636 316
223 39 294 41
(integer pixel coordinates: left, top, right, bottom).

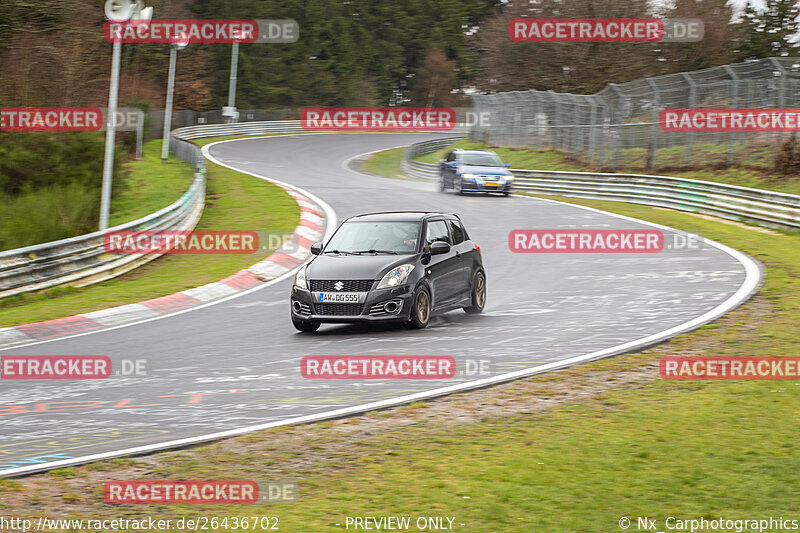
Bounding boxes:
404 140 800 231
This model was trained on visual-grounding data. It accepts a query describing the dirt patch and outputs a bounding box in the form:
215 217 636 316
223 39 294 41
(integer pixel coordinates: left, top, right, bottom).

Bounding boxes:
687 213 782 235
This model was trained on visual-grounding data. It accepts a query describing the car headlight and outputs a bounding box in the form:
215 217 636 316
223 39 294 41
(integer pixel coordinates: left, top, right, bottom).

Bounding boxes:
294 264 308 290
461 173 477 181
377 264 415 289
505 175 514 183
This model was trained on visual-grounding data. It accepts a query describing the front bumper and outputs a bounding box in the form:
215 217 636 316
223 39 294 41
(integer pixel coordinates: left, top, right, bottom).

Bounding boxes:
460 178 513 193
291 284 414 323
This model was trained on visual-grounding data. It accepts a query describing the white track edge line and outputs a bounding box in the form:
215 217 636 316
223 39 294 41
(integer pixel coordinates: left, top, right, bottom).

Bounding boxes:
0 142 763 477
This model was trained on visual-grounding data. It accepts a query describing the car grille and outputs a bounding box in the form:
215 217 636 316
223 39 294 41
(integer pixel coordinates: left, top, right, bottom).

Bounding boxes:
314 303 365 316
309 279 374 292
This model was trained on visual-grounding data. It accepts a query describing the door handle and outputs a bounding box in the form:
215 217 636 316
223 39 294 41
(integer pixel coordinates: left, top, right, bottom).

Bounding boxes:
455 251 462 257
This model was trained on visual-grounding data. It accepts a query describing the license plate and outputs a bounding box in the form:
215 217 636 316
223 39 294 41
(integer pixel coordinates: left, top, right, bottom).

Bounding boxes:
484 181 499 187
315 292 365 303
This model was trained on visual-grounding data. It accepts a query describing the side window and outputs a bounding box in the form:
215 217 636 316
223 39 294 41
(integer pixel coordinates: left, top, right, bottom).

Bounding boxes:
426 220 451 246
449 220 465 244
445 151 456 162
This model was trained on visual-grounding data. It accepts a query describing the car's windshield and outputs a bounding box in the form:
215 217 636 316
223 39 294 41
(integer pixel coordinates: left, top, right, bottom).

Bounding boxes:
325 221 421 254
462 153 505 167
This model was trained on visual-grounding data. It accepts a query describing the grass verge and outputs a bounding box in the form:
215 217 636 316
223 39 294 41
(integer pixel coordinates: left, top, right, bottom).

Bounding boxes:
359 146 408 180
1 161 798 530
0 137 299 327
107 140 195 227
416 138 800 196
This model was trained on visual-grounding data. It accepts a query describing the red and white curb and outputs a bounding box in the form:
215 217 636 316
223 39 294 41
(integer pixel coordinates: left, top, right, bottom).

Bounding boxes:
0 183 331 348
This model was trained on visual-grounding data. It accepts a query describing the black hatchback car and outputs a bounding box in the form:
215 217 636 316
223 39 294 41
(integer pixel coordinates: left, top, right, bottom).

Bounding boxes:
290 212 486 332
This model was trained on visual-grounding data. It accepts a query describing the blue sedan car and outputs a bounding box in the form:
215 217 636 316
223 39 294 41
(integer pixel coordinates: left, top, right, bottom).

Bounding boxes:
439 149 513 196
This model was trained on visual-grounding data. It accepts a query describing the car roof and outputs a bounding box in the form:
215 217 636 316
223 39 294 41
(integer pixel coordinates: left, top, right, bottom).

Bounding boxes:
345 211 460 222
453 149 497 155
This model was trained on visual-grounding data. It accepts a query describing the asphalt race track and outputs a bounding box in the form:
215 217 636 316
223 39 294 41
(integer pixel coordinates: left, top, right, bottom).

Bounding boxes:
0 133 761 475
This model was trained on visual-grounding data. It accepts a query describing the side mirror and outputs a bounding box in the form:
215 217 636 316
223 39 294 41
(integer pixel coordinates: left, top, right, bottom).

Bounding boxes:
504 163 511 167
310 242 323 255
430 241 451 255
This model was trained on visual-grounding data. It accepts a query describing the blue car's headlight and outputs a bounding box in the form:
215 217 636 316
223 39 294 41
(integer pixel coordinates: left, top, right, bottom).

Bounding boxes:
377 264 415 289
461 173 477 181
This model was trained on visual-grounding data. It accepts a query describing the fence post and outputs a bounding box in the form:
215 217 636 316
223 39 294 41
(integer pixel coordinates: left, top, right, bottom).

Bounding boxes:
723 65 739 166
548 90 561 151
681 73 696 166
588 96 599 164
645 78 660 170
608 83 624 170
770 57 787 151
568 93 581 154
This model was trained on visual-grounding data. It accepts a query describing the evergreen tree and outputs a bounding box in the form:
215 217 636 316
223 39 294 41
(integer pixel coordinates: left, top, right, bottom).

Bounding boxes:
735 0 800 59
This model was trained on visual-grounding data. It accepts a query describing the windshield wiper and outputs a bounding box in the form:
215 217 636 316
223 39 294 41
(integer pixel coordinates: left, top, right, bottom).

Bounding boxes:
323 249 353 255
353 249 399 255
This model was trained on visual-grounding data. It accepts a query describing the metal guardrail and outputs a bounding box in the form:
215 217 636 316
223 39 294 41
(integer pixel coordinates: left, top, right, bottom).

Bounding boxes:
172 121 307 141
401 136 466 180
174 121 471 142
404 139 800 231
0 137 206 300
0 122 471 300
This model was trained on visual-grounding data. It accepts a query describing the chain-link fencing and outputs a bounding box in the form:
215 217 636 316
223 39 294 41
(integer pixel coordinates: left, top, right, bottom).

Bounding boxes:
470 57 800 170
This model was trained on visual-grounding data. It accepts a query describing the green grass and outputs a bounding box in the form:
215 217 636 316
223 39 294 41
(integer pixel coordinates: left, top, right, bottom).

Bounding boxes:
416 138 800 196
0 140 193 250
359 146 409 180
0 141 299 327
108 140 195 227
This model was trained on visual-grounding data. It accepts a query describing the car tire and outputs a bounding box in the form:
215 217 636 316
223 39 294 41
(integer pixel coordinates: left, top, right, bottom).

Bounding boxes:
464 271 486 314
455 177 463 195
503 191 511 197
292 318 320 332
407 287 432 329
439 174 446 191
